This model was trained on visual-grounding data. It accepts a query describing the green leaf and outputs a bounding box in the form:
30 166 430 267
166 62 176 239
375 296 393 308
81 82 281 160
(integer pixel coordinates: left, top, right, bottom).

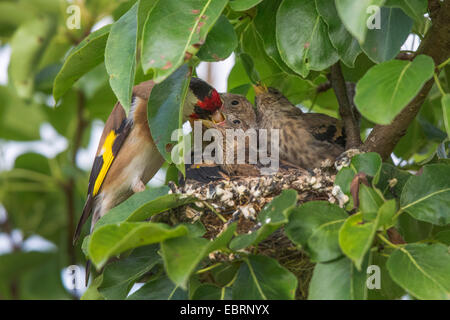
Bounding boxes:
229 0 263 11
350 152 382 183
315 0 361 67
339 213 378 270
161 223 237 289
230 189 297 251
385 0 427 26
376 163 412 199
285 201 348 262
254 0 293 72
361 7 413 63
355 55 435 125
141 0 227 82
197 15 237 62
127 276 188 300
308 255 370 300
442 94 450 139
89 222 188 269
377 199 397 228
191 284 222 300
0 87 44 141
276 0 339 77
335 0 385 43
435 230 450 245
98 245 161 300
400 164 450 226
105 2 138 113
367 252 405 299
386 243 450 300
81 275 104 300
358 184 384 221
53 25 111 102
147 64 191 163
94 187 195 229
9 15 56 98
232 255 297 300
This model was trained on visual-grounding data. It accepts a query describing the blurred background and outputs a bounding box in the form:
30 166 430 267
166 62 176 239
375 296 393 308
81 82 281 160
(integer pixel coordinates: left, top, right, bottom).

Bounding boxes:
0 0 421 299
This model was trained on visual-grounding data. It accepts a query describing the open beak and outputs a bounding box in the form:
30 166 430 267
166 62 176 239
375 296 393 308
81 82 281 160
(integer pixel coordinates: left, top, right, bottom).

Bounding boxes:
202 110 225 128
211 109 225 123
253 84 268 95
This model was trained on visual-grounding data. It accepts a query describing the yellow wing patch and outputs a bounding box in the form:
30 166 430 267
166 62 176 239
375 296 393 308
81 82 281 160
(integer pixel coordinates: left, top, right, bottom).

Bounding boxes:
93 130 117 196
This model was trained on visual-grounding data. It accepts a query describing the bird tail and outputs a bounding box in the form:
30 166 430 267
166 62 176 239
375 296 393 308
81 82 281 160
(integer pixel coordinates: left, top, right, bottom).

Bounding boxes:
73 194 93 245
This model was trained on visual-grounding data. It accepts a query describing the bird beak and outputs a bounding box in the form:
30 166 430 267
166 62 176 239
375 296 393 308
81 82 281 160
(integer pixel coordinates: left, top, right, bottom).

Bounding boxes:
211 109 225 123
253 84 268 95
202 110 225 128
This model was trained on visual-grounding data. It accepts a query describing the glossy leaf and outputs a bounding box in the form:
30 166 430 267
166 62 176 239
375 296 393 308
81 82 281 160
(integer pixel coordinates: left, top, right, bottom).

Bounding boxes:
400 164 450 225
197 15 237 62
89 223 188 269
161 223 237 289
339 213 378 270
335 0 385 43
127 276 188 300
443 94 450 139
9 16 56 98
387 244 450 300
277 0 339 77
53 25 111 102
385 0 427 26
148 64 191 163
285 201 348 262
308 255 370 300
361 7 413 63
355 55 435 125
316 0 361 67
105 2 138 113
141 0 227 82
254 0 292 72
94 188 195 229
232 255 297 300
229 0 263 11
98 245 161 299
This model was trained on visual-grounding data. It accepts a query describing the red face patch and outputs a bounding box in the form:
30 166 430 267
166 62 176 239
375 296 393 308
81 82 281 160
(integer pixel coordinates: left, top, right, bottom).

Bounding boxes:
196 89 222 112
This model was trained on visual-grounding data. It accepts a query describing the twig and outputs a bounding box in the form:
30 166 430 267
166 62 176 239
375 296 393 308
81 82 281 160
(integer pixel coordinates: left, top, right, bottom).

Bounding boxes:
330 62 362 149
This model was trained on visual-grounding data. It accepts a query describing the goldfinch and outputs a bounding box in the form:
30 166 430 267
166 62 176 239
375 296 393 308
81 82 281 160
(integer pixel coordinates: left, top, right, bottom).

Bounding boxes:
73 77 223 244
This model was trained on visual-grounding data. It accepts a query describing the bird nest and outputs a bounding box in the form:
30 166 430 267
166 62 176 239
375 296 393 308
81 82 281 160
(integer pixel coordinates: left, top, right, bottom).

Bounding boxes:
153 161 347 299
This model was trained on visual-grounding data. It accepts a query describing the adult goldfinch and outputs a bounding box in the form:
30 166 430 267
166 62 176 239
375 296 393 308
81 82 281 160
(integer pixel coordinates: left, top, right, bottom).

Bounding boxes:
73 77 223 243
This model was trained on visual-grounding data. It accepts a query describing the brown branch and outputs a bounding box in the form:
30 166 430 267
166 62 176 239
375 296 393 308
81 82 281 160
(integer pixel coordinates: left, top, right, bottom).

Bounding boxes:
363 0 450 160
65 90 88 266
330 62 362 149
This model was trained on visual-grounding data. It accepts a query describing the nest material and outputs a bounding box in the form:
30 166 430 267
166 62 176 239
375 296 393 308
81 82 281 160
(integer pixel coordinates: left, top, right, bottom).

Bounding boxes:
157 161 349 299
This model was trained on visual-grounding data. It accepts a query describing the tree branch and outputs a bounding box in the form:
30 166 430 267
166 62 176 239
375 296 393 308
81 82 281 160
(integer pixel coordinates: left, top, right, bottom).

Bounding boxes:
330 62 362 149
65 90 88 266
363 0 450 160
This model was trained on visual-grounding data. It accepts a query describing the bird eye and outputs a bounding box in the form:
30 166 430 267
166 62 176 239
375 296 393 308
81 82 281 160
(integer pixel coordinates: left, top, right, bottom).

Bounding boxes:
231 100 239 105
233 119 241 124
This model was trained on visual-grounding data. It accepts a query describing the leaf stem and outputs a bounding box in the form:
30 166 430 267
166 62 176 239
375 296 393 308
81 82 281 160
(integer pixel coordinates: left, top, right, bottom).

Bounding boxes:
438 56 450 69
433 73 446 96
378 233 401 249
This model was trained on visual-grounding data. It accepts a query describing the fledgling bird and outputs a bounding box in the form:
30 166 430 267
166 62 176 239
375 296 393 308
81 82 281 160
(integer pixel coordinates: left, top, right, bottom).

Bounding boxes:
73 77 224 244
210 93 260 176
254 86 346 170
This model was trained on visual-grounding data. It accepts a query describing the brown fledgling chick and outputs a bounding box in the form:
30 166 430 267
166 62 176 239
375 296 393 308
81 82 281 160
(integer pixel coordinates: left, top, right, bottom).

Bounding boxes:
254 86 346 170
207 93 260 176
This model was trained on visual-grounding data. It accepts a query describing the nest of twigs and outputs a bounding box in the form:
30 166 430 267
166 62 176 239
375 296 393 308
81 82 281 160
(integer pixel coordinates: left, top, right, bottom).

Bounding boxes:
155 161 347 299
